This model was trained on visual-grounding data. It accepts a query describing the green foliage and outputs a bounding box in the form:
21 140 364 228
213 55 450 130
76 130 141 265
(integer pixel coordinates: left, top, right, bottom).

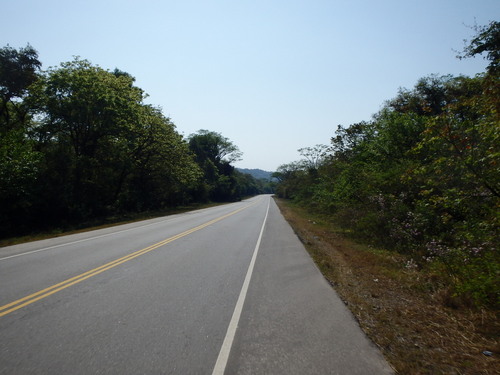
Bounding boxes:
188 129 242 164
273 162 308 200
0 47 265 238
449 247 499 308
0 44 41 131
119 105 202 211
298 144 331 170
188 130 245 202
459 21 500 74
0 128 42 234
275 23 500 307
0 45 43 235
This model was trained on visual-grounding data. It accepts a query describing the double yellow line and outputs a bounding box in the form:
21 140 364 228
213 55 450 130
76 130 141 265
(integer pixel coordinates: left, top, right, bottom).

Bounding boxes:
0 203 253 318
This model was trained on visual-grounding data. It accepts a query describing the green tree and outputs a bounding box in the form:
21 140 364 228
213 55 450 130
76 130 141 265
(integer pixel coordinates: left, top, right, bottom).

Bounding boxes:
459 20 500 74
188 129 242 164
273 161 308 200
297 144 331 170
188 130 242 201
0 45 42 236
123 105 202 211
0 44 41 130
274 21 500 305
29 58 146 220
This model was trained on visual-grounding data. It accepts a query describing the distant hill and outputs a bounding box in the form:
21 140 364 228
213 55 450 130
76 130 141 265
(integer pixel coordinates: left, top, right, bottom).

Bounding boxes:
237 168 274 181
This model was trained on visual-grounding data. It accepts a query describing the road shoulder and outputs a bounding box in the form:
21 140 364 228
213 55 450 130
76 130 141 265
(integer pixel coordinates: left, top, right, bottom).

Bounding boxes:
225 198 394 374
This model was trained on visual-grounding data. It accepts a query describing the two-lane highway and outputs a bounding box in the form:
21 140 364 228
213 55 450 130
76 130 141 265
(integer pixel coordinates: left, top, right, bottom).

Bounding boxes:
0 195 393 374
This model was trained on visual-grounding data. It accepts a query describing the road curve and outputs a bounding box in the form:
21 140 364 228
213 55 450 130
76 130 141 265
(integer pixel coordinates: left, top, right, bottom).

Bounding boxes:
0 195 393 374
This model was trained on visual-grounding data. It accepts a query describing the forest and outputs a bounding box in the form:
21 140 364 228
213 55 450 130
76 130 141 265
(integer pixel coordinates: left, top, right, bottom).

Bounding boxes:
274 22 499 308
0 49 273 239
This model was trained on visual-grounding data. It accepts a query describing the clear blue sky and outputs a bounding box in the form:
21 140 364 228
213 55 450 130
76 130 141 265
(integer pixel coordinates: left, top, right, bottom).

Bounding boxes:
2 0 498 171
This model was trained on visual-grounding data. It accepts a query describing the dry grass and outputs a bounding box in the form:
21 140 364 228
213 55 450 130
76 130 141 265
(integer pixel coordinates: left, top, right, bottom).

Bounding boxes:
274 197 499 375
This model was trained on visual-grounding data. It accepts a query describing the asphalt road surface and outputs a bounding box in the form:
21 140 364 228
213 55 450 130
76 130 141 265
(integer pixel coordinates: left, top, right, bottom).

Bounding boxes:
0 195 393 374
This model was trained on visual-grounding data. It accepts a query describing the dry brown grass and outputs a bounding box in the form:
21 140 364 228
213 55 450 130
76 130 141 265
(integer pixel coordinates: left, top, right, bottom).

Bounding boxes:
274 197 499 375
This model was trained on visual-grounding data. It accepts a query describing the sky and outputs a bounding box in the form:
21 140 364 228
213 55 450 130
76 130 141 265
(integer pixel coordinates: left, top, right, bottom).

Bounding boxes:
2 0 498 171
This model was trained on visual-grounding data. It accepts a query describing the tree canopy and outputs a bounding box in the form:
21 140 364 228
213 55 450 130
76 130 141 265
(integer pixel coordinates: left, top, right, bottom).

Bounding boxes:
274 23 499 308
0 48 267 238
459 21 500 74
188 130 244 202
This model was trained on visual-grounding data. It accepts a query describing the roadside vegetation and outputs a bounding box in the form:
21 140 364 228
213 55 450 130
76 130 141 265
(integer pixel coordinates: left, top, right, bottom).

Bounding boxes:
275 198 498 374
274 21 499 311
0 47 274 240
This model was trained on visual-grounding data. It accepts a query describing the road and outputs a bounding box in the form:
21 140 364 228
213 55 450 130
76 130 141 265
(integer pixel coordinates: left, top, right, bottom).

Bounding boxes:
0 195 393 374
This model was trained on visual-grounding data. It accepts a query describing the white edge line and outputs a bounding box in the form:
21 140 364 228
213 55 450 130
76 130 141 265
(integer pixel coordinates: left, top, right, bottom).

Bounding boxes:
212 197 271 375
0 199 256 261
0 219 172 261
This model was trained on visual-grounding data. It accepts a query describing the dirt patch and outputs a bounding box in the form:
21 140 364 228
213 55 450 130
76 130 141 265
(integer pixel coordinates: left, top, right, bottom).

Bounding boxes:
274 197 499 375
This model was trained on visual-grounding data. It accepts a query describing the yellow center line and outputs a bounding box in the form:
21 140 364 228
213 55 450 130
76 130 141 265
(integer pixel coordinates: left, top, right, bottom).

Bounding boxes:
0 202 257 318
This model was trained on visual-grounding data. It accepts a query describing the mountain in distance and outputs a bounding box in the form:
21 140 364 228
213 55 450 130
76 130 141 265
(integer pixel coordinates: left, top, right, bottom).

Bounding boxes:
237 168 275 181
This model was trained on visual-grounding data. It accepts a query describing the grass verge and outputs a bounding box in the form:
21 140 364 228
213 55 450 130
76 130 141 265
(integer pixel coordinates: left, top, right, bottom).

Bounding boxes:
274 197 499 375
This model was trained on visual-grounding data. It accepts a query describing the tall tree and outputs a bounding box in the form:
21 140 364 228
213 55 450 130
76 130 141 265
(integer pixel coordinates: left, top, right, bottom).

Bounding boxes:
0 44 41 130
274 22 500 305
459 21 500 74
0 45 42 236
297 144 331 170
123 105 202 210
188 130 242 201
30 58 147 220
188 129 242 165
